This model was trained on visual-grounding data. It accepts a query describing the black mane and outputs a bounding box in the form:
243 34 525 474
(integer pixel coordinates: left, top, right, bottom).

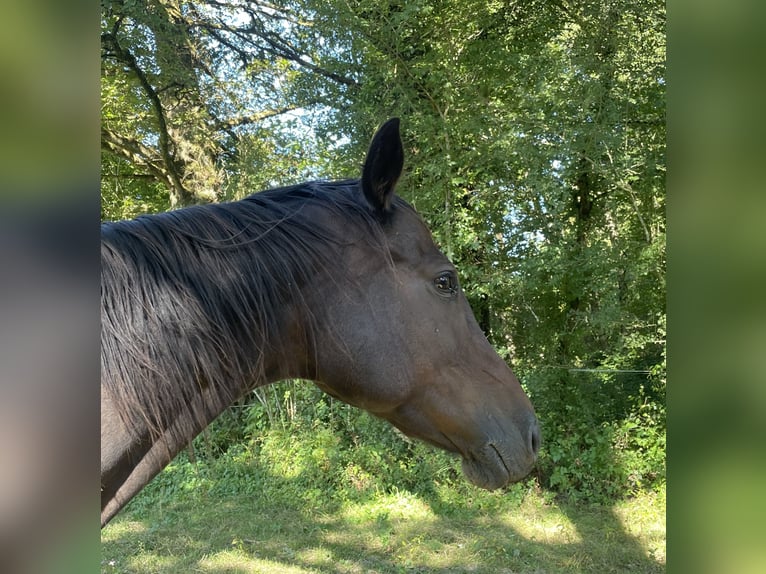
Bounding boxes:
101 179 397 445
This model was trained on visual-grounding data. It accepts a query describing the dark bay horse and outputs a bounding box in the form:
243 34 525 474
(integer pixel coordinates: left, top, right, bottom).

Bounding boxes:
101 118 540 526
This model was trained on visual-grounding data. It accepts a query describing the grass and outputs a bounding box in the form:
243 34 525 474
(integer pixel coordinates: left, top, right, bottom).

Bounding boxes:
101 417 665 573
101 478 664 573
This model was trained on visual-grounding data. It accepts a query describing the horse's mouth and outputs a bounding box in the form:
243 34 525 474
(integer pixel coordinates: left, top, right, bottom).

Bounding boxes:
424 431 531 490
388 420 535 490
488 442 512 478
460 442 533 491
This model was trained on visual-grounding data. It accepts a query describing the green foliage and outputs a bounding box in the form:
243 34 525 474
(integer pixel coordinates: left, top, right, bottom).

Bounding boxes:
127 382 480 519
527 366 665 502
130 371 663 512
103 0 665 503
239 381 467 503
541 412 665 504
101 152 170 220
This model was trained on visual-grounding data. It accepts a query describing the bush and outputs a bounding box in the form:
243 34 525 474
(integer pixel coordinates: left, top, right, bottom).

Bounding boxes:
530 368 666 503
123 366 664 514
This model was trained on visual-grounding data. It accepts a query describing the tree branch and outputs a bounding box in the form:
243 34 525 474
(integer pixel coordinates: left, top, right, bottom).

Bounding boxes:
101 31 193 205
101 127 174 190
197 15 358 87
215 104 317 132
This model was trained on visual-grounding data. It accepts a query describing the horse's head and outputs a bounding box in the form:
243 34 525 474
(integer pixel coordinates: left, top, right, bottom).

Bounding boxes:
310 119 539 489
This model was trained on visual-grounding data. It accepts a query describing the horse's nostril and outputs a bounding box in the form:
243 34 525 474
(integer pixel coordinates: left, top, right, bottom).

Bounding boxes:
528 418 541 457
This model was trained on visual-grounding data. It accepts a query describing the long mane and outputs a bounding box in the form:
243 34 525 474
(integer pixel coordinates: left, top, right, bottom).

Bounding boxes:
101 179 396 446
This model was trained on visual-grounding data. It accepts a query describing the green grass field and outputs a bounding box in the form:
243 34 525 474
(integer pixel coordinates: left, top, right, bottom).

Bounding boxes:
101 480 664 573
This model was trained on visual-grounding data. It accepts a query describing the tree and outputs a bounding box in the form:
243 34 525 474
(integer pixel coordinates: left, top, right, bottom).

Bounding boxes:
100 0 358 216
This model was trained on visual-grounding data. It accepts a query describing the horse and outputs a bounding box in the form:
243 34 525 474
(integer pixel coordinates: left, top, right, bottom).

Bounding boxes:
101 118 540 527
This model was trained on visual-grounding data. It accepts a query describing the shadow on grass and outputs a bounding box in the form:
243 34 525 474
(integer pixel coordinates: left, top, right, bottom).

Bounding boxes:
101 453 664 574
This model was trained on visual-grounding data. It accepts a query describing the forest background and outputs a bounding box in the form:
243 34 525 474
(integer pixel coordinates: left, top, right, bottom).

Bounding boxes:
100 0 665 554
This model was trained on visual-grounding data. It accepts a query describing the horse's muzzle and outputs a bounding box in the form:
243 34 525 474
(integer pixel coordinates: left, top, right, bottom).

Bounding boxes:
461 415 540 490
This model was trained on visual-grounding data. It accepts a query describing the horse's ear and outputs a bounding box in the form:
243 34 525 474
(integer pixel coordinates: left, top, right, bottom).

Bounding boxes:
362 118 404 217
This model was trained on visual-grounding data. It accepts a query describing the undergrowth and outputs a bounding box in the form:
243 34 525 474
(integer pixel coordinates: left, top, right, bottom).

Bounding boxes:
125 378 665 517
110 381 665 573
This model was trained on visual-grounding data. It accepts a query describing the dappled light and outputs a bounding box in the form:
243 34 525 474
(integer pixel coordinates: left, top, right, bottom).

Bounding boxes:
102 420 664 573
102 461 664 573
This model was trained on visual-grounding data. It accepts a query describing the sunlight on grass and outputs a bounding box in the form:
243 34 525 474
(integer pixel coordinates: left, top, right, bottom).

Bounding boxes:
316 491 484 571
501 496 583 545
613 485 666 564
102 487 665 574
102 553 179 573
295 547 334 569
340 489 435 522
100 520 147 543
198 550 317 573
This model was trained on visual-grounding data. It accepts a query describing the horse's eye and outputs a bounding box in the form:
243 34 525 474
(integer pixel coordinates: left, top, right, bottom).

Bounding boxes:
434 272 458 296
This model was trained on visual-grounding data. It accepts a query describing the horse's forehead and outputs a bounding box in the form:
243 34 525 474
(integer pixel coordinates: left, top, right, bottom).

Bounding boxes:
387 207 444 262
